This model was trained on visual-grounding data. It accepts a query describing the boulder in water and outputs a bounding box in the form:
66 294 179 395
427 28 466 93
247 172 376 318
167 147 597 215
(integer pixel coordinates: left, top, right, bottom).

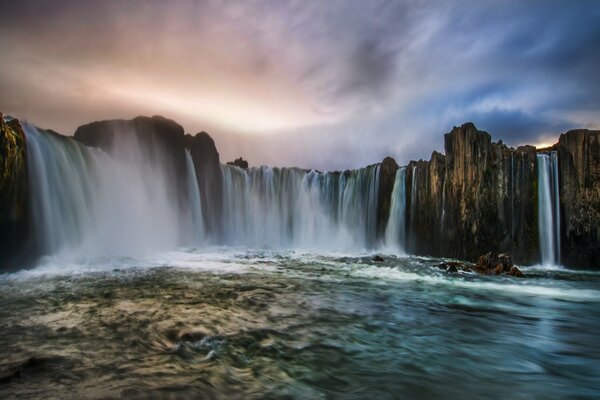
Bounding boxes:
372 255 385 262
508 266 525 278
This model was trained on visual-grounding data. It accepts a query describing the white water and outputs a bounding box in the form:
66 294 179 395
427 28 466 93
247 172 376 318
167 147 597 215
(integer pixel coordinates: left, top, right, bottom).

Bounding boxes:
537 152 561 266
410 165 418 219
219 164 381 250
24 124 195 258
384 167 407 251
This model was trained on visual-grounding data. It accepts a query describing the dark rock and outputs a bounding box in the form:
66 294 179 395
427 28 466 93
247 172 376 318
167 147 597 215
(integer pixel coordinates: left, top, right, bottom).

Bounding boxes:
474 252 519 276
372 255 385 262
557 129 600 269
438 261 470 272
403 122 538 266
508 266 525 278
0 114 29 268
227 157 249 169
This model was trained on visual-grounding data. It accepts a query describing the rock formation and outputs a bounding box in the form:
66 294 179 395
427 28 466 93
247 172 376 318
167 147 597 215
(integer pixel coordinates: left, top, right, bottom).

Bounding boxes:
0 114 29 266
394 123 539 264
557 129 600 268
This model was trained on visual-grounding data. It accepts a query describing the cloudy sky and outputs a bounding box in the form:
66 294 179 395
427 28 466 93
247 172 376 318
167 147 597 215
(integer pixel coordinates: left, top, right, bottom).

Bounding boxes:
1 0 598 169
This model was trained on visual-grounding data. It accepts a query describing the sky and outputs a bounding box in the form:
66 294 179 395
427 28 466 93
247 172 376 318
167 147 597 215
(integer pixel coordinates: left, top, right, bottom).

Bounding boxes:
0 0 599 170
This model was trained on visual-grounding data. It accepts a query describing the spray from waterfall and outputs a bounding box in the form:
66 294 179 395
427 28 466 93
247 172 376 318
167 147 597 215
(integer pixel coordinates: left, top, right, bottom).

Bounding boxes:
537 152 560 265
24 124 190 259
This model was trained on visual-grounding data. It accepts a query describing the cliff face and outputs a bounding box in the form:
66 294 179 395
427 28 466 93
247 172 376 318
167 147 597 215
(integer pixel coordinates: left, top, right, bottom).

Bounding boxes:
0 114 29 265
557 129 600 268
390 123 539 264
184 132 223 238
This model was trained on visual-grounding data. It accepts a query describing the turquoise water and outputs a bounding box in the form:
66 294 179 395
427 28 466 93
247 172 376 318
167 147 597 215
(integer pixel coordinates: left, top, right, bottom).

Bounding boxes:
0 249 599 399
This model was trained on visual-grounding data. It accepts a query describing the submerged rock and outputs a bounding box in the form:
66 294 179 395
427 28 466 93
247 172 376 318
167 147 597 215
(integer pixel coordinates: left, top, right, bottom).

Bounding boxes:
508 266 525 278
437 261 470 273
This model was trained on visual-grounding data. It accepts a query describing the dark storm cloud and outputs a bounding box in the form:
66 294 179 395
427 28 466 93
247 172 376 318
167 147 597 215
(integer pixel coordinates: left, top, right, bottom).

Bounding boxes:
0 0 598 169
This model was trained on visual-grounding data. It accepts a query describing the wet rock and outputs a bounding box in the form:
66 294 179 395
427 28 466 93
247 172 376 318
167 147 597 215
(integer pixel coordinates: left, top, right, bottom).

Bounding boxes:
437 261 468 273
372 255 385 262
508 266 525 278
446 264 458 273
557 129 600 269
475 252 521 276
0 114 29 268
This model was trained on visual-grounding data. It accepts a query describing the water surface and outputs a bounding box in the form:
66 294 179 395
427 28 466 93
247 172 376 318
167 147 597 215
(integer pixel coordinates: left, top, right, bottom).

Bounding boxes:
1 249 599 399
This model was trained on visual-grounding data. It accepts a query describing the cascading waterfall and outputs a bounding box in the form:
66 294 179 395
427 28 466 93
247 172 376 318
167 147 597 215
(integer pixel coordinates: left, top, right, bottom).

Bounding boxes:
24 124 195 258
384 167 407 251
185 150 205 243
219 164 380 249
25 124 97 255
537 152 561 265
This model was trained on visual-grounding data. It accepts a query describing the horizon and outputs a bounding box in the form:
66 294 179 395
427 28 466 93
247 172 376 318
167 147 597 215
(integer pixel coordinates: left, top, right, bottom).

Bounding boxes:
1 0 599 169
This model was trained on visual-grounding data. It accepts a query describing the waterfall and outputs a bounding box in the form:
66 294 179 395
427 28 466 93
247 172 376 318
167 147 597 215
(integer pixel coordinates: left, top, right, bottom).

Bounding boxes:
219 164 381 249
537 152 560 265
25 124 188 258
410 165 418 220
384 167 407 251
22 124 386 259
185 150 204 244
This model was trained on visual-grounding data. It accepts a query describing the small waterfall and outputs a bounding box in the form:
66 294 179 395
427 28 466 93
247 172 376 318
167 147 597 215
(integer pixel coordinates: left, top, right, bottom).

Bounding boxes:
440 178 446 231
410 165 418 220
185 150 204 243
384 167 407 251
537 152 560 265
219 164 381 249
25 125 96 255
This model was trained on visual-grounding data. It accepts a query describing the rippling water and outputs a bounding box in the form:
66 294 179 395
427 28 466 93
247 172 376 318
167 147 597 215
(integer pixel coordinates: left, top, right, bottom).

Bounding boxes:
1 249 599 399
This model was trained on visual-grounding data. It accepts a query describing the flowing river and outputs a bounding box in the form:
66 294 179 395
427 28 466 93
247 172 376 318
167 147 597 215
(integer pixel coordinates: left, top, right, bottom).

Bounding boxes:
1 249 599 399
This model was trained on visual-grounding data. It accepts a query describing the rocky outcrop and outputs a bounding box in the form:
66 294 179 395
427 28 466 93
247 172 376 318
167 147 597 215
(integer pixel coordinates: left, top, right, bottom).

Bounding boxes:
226 157 249 169
0 114 29 266
557 129 600 268
184 131 222 237
399 123 539 264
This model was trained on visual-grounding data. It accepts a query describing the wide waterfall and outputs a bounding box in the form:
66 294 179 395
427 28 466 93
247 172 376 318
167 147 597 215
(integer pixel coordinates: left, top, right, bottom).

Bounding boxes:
536 152 561 265
219 164 381 249
24 124 195 258
384 167 407 251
